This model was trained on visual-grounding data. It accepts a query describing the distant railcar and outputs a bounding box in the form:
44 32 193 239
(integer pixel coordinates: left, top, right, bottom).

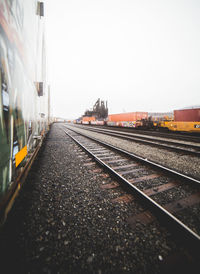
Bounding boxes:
108 112 148 123
106 109 200 132
106 121 118 127
0 1 49 220
118 121 137 127
158 108 200 132
174 108 200 122
158 121 200 132
74 119 82 124
82 116 96 123
78 107 200 133
107 112 148 128
91 120 105 125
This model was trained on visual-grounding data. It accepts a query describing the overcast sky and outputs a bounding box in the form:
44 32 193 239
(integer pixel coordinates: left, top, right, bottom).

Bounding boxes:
45 0 200 119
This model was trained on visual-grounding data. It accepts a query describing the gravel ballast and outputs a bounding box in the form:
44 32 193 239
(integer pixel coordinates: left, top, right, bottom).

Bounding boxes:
68 124 200 180
0 123 199 274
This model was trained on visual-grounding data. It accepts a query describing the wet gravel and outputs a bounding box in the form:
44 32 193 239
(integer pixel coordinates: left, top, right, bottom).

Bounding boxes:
0 123 199 274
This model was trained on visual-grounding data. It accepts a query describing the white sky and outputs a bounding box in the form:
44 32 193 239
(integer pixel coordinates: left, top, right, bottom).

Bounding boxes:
45 0 200 119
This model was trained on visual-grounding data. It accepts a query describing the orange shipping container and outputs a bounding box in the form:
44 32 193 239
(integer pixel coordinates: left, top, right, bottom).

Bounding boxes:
82 116 96 122
108 112 148 122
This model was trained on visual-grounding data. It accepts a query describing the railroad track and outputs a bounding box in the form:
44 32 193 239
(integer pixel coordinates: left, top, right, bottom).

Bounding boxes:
103 125 200 143
71 124 200 156
64 126 200 253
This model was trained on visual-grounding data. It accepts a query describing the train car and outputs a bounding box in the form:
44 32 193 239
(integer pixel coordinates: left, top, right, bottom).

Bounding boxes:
118 121 137 127
97 121 105 125
0 1 49 221
90 120 105 126
158 108 200 132
108 112 148 123
106 121 118 126
158 121 200 132
73 118 82 124
82 116 96 123
148 112 173 124
79 105 200 133
174 107 200 122
107 112 148 128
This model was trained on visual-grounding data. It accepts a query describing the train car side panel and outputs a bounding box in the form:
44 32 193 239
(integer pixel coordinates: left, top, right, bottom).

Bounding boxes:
159 121 200 132
0 1 48 199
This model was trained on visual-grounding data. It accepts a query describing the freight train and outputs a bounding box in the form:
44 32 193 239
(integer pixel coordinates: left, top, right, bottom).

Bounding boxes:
0 1 50 221
75 108 200 133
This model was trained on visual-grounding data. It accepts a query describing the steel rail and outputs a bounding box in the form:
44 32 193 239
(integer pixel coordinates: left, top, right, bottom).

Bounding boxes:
85 125 200 149
64 128 200 252
72 125 200 156
104 125 200 143
66 126 200 185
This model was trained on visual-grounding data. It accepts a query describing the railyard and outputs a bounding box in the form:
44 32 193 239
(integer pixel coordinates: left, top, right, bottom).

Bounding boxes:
0 122 200 273
1 1 200 273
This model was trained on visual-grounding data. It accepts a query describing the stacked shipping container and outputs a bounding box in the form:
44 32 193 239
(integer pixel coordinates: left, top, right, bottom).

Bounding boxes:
108 112 148 122
174 108 200 122
82 116 96 122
